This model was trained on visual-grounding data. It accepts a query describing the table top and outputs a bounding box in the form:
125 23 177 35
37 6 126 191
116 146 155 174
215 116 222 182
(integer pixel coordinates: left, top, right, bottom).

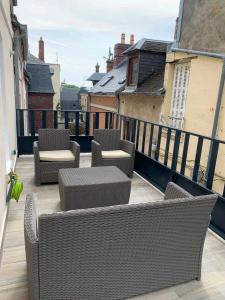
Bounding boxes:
59 166 130 187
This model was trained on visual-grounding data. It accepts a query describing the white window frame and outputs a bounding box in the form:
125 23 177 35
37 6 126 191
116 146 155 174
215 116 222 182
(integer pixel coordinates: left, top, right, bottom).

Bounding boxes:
169 62 190 129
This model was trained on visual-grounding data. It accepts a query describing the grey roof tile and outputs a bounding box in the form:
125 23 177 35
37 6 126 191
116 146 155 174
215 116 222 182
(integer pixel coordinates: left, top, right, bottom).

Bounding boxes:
87 72 106 82
124 38 172 54
26 63 54 94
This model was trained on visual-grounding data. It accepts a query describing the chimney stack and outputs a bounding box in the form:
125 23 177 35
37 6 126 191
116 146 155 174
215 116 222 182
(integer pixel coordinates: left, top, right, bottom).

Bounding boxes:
38 37 45 62
95 62 100 73
113 33 132 67
121 33 125 44
130 34 135 45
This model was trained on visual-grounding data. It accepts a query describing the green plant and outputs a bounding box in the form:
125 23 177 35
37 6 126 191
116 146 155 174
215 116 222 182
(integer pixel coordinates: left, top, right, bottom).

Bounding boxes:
7 170 23 202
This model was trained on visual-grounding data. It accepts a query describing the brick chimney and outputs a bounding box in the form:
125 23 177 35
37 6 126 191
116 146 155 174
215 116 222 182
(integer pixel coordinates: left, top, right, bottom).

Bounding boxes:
95 62 100 73
130 34 135 46
39 37 45 62
113 33 132 67
106 59 114 73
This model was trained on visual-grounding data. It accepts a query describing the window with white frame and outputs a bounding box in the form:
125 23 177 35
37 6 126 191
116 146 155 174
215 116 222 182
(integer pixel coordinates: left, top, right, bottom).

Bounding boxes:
169 63 190 129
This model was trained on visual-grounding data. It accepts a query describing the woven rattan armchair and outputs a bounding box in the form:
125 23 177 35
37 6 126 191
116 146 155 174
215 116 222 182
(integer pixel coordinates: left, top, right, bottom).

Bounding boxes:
24 183 217 300
34 129 80 185
91 129 135 177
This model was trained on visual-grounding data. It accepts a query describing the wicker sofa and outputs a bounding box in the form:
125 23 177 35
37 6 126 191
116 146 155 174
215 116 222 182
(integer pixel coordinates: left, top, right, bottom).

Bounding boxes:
24 183 217 300
91 129 135 177
34 129 80 185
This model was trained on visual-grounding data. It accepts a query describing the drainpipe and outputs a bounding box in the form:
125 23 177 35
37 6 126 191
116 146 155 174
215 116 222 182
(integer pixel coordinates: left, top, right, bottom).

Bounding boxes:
206 59 225 178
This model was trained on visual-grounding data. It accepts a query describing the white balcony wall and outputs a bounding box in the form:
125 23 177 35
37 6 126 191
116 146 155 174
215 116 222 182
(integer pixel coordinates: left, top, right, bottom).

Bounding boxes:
0 0 17 244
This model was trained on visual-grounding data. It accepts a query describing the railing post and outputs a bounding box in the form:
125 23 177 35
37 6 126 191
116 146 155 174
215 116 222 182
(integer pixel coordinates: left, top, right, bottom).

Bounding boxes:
42 110 46 128
65 112 69 129
142 122 147 153
136 120 140 150
19 109 24 136
75 112 80 135
148 124 154 157
206 140 219 189
192 136 203 182
85 112 90 136
54 111 58 128
30 110 35 136
171 130 181 170
155 126 162 161
131 119 136 143
105 112 109 129
95 112 99 129
164 128 171 166
180 133 190 175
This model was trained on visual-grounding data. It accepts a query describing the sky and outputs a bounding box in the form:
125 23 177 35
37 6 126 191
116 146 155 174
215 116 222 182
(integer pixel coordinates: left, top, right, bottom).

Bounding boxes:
15 0 180 87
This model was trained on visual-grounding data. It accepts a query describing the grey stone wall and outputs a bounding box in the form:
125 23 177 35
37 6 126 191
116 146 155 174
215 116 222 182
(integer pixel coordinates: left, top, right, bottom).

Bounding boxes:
179 0 225 53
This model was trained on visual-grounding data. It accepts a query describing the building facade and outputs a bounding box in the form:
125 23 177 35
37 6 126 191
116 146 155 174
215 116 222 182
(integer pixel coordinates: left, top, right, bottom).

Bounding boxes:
160 0 225 194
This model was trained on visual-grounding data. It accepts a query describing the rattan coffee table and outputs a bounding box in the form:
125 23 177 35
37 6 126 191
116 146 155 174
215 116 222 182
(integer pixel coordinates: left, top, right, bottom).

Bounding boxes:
58 166 131 211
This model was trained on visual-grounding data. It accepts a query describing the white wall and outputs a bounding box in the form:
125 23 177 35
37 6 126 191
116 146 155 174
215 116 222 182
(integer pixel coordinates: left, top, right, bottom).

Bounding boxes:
0 0 17 243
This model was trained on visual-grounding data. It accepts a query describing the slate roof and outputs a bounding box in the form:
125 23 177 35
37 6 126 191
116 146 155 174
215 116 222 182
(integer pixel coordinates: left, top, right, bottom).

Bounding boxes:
26 63 54 94
123 38 171 55
60 87 81 110
89 60 127 95
135 71 165 94
87 72 106 82
27 53 44 64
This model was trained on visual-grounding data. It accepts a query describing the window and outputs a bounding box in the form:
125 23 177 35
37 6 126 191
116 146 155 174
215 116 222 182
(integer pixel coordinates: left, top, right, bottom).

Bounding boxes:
170 63 190 129
128 57 138 85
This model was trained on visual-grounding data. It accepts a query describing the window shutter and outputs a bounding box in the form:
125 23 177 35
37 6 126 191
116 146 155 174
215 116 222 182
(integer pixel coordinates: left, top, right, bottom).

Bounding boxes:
170 63 190 129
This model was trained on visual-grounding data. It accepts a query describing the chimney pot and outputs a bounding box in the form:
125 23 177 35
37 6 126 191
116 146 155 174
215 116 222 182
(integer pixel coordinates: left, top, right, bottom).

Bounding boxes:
38 37 45 62
130 34 135 45
121 33 125 44
95 62 100 73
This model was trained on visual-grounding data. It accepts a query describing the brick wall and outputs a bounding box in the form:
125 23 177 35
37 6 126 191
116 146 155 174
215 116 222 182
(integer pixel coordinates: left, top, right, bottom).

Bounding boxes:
28 93 54 132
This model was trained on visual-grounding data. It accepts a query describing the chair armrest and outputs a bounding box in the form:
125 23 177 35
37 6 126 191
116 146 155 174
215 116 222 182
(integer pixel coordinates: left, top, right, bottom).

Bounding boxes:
164 182 192 200
70 141 80 167
91 140 102 166
33 141 40 160
120 139 135 156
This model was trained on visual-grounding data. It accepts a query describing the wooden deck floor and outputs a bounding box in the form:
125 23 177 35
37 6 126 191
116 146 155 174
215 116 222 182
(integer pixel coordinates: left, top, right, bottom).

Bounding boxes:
0 155 225 300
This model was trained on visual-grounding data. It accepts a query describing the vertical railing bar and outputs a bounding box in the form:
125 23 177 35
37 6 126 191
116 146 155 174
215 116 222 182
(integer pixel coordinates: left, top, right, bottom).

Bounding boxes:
54 111 58 128
206 141 219 189
123 117 126 140
155 126 162 161
85 112 90 136
109 112 113 129
30 110 35 136
223 184 225 198
180 133 190 175
131 119 137 143
192 136 204 182
142 122 147 153
164 128 171 166
19 109 24 136
42 110 46 128
136 120 140 150
148 124 154 157
116 114 119 129
171 130 181 170
105 112 109 129
95 112 99 129
65 111 69 129
75 112 79 135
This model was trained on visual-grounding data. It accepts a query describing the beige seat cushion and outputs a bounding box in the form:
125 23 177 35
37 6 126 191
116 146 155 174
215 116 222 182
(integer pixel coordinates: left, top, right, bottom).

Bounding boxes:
101 150 131 159
39 150 75 162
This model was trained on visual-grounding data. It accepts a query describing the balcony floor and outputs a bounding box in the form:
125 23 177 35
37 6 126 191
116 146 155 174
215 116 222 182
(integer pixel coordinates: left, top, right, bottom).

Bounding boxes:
0 155 225 300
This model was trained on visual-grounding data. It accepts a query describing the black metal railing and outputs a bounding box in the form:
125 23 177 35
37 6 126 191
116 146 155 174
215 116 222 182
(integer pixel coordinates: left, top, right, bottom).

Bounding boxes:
16 109 225 239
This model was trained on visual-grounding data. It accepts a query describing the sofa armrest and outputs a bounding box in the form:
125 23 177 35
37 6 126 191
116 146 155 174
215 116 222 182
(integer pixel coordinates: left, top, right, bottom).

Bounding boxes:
24 193 40 300
33 142 41 186
120 139 135 156
164 182 192 200
91 140 102 167
70 141 80 167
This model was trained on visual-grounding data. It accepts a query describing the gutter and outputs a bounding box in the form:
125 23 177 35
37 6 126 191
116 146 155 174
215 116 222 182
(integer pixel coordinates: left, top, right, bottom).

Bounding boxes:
171 47 225 60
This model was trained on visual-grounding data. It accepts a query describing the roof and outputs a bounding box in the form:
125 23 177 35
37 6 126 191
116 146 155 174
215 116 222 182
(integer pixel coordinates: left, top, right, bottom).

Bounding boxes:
60 87 81 110
87 72 106 82
27 53 44 64
123 38 172 55
26 63 54 94
135 70 165 94
89 60 127 95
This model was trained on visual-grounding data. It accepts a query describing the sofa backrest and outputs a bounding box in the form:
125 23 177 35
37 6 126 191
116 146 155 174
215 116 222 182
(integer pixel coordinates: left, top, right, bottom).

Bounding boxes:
164 182 192 200
37 194 217 300
24 194 39 300
94 129 120 150
38 129 70 151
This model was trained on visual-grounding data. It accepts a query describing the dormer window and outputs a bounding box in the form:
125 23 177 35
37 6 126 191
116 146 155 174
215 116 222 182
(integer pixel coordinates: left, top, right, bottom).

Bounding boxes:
128 56 138 86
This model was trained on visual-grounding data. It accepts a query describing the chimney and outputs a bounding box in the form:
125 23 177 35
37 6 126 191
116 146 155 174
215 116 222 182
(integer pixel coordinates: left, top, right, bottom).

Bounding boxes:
106 59 114 73
95 62 100 73
130 34 135 45
113 33 131 67
39 37 45 62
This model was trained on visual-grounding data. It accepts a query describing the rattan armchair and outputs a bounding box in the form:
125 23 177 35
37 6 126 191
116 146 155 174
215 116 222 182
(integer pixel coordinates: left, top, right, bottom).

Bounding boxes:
91 129 135 177
34 129 80 185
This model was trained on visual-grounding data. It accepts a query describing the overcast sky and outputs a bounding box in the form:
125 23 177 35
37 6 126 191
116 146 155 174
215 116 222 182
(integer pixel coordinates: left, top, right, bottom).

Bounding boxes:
15 0 180 86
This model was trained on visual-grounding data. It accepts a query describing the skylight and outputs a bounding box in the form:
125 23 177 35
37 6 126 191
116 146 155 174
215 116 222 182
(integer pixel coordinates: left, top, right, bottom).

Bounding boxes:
100 75 113 86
